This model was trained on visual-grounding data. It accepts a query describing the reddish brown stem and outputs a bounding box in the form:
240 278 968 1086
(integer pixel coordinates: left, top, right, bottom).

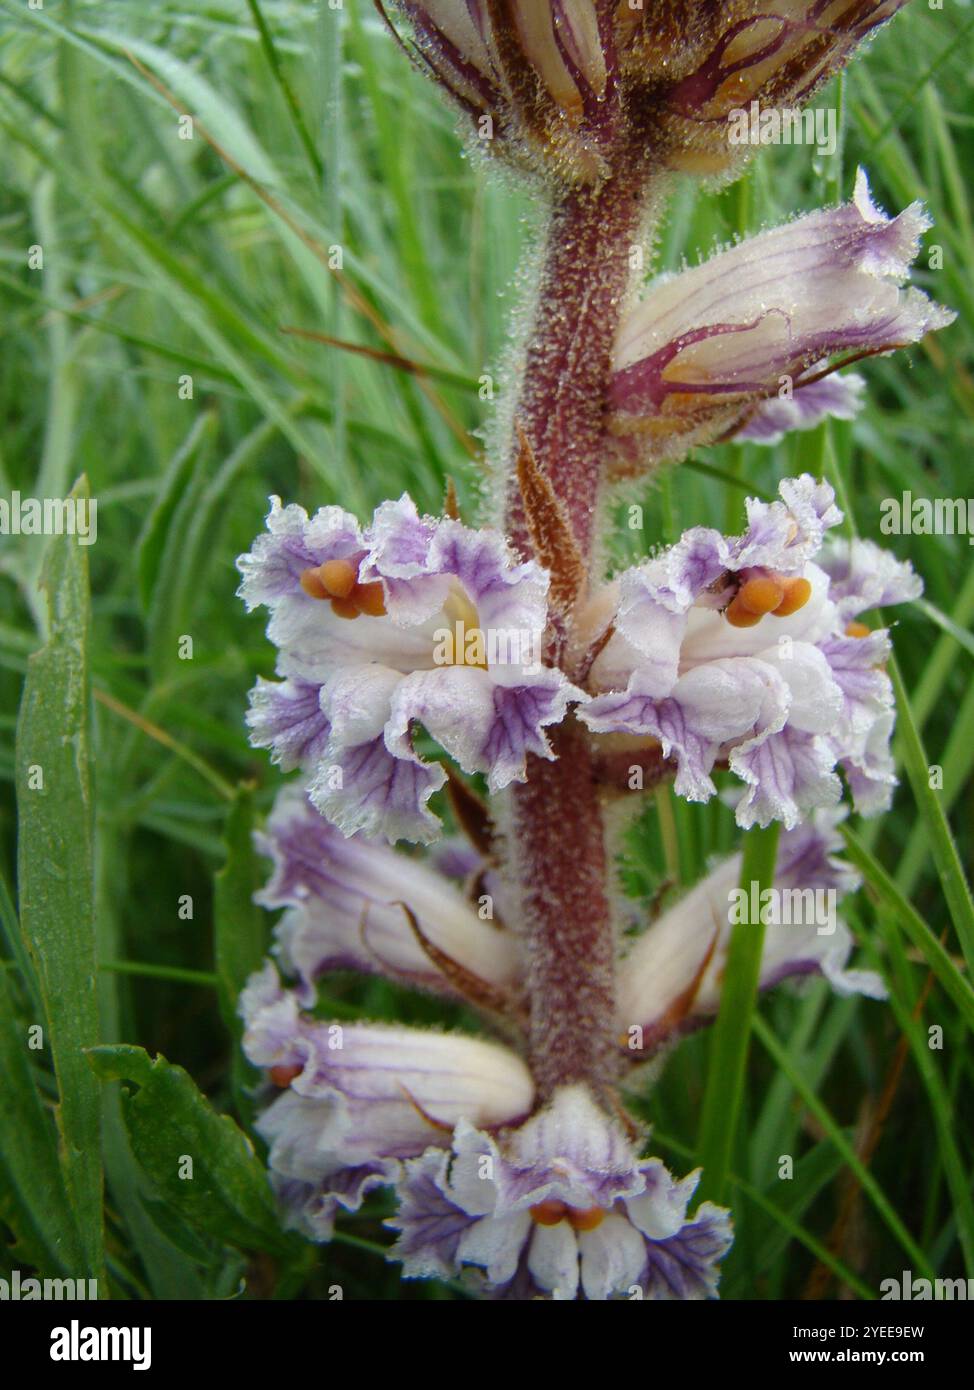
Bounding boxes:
504 162 652 1101
506 164 649 562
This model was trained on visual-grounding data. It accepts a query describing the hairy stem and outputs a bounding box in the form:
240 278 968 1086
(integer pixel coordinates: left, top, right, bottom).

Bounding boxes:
505 164 652 1101
506 167 649 563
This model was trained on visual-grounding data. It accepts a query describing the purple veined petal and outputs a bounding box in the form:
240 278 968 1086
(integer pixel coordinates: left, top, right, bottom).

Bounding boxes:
236 496 364 612
632 1201 735 1301
309 732 447 845
753 640 845 735
493 1086 647 1211
254 784 520 1004
607 171 954 467
361 494 451 625
246 676 330 773
363 499 551 639
819 535 923 619
388 1085 733 1300
241 966 534 1199
288 1021 534 1156
838 707 898 817
774 806 862 899
719 475 843 580
386 664 582 793
388 1146 498 1281
271 1166 392 1242
734 370 866 444
427 518 550 637
731 722 842 830
818 630 894 746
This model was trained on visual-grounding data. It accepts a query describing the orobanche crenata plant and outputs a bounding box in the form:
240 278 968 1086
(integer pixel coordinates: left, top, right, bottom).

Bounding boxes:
235 2 952 1299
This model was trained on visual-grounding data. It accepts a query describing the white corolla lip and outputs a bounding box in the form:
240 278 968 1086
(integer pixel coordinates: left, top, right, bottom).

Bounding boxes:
238 493 584 842
581 475 922 829
388 1084 733 1300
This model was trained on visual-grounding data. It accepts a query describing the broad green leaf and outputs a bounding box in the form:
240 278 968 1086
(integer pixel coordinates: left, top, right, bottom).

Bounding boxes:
88 1044 296 1259
14 477 104 1280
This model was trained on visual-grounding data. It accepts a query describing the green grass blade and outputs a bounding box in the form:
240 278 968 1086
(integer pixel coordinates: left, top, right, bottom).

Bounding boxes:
14 476 104 1281
696 821 780 1202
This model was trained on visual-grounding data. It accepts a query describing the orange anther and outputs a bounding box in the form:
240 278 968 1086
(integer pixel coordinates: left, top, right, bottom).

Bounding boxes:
269 1063 302 1088
772 576 812 617
353 581 387 617
319 558 358 599
738 575 786 616
566 1207 605 1233
845 621 870 639
725 594 764 628
330 595 361 620
530 1199 568 1227
300 566 330 600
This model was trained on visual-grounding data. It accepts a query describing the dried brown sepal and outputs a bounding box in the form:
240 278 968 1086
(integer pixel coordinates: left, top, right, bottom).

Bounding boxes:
515 422 586 612
443 475 461 522
445 763 497 860
395 902 521 1021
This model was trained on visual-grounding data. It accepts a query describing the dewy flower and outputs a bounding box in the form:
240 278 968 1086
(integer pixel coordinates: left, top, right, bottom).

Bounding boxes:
653 1 909 178
239 961 534 1241
616 810 885 1059
607 170 954 472
237 494 582 844
240 785 880 1284
254 782 520 1010
381 0 616 184
580 474 922 829
390 1085 732 1300
382 3 909 186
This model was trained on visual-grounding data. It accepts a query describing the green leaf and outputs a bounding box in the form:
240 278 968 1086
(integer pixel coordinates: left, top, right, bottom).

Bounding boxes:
0 968 86 1275
696 821 780 1203
88 1044 296 1259
14 477 104 1280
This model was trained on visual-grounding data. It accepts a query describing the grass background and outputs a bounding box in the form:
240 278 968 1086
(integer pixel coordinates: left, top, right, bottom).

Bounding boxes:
0 0 972 1300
